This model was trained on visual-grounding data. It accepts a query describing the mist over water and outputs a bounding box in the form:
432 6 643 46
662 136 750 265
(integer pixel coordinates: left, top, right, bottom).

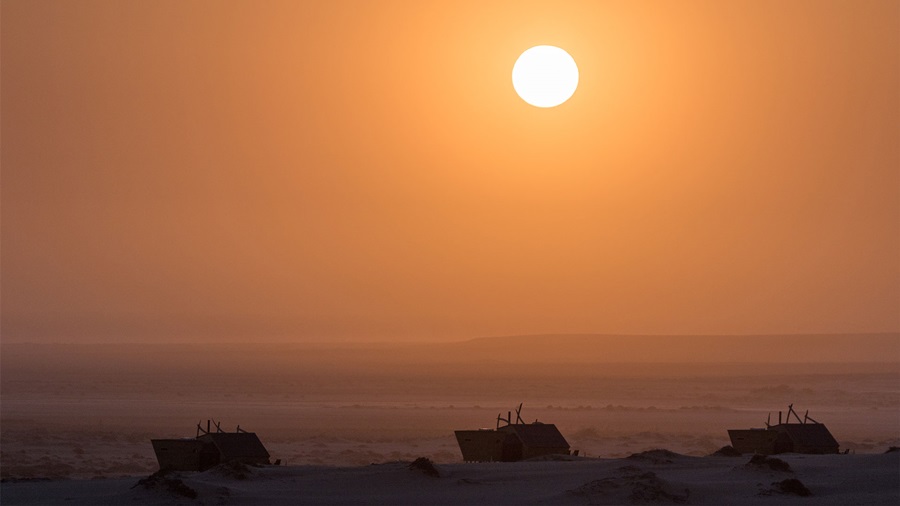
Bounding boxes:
2 336 898 479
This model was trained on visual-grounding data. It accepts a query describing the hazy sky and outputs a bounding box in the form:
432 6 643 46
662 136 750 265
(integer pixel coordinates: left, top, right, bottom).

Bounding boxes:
3 1 898 342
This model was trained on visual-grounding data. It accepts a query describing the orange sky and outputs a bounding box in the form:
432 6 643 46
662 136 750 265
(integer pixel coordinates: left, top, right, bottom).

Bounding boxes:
2 0 898 342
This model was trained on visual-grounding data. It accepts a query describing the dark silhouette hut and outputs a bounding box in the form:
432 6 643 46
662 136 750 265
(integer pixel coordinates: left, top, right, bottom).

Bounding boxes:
151 420 271 471
455 404 571 462
728 404 840 455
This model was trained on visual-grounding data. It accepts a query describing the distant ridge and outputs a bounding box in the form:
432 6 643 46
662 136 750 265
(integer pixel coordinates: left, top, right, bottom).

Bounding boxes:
0 333 896 388
449 333 900 364
1 334 896 381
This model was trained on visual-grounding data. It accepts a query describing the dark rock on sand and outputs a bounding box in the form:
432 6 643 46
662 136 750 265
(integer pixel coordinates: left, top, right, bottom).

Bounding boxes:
745 454 792 472
709 445 742 457
132 469 198 499
209 460 253 480
627 449 684 464
408 457 440 478
569 468 690 504
773 478 812 496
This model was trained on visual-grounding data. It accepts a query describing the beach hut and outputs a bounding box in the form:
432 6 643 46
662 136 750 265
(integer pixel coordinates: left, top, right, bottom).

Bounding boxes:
728 404 839 455
151 420 271 471
455 404 571 462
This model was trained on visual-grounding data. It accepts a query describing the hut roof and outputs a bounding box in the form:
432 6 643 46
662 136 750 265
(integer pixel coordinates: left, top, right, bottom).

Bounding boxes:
504 424 570 449
776 423 838 448
201 432 270 459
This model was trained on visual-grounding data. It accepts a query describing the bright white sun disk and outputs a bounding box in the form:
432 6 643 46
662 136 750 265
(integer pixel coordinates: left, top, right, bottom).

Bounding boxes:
512 46 579 108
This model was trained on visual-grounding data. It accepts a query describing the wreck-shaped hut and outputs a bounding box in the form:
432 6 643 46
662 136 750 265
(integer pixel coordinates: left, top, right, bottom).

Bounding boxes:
455 404 571 462
728 404 839 455
151 420 271 471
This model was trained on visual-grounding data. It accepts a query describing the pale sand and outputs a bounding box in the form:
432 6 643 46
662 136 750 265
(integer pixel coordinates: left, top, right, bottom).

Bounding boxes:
3 452 898 505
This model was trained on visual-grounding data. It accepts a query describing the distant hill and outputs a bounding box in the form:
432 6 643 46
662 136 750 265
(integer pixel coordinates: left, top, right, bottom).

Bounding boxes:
2 333 896 383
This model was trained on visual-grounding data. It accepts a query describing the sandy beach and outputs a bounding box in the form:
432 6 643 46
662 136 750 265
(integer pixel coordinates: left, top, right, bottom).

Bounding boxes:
3 451 898 505
3 341 898 505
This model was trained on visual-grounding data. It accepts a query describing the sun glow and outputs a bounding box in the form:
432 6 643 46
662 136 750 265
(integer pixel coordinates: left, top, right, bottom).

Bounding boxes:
512 46 579 108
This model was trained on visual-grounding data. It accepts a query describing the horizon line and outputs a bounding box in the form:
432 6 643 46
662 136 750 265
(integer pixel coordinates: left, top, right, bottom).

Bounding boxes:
2 330 898 346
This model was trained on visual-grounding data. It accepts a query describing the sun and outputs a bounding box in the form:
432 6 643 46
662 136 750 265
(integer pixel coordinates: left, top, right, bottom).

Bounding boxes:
512 46 579 108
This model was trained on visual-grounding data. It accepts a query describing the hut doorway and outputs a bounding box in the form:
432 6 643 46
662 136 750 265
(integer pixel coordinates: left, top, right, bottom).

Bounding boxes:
501 435 523 462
